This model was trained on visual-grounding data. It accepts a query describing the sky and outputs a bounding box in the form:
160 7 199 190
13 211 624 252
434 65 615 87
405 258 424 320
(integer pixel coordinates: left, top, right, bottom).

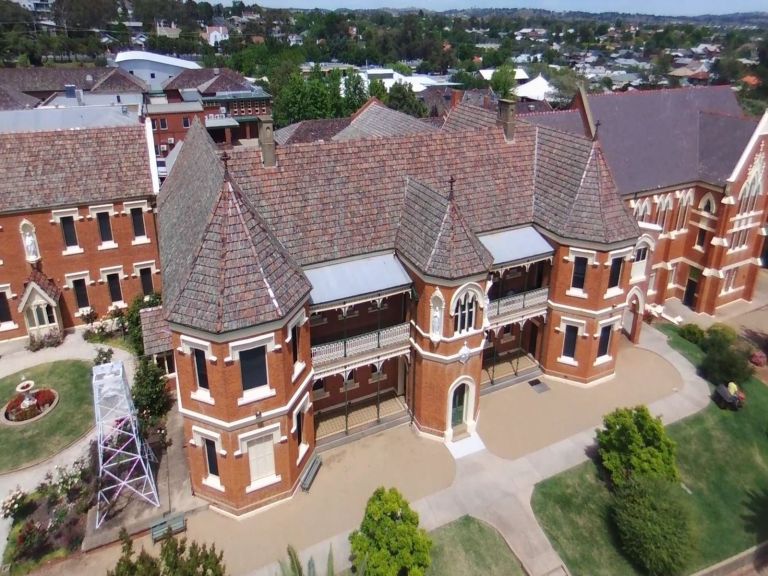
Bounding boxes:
253 1 767 17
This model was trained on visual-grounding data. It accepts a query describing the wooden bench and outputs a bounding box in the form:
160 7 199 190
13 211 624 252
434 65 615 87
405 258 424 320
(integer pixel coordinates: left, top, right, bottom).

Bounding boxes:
150 514 186 543
300 454 322 492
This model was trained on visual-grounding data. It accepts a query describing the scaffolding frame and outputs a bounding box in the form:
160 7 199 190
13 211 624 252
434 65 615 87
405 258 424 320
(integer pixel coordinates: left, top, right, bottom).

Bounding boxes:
92 361 160 528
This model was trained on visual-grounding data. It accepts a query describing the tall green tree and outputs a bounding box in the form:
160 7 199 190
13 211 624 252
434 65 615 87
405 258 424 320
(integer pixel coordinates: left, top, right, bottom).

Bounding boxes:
490 64 516 98
385 81 427 118
343 73 368 114
54 0 116 29
368 78 388 102
349 487 432 576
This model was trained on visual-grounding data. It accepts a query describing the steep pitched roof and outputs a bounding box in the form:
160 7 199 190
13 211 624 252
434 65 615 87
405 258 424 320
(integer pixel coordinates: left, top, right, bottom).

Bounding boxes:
160 122 310 333
396 178 493 279
274 117 352 145
0 124 153 213
523 86 757 194
90 67 148 93
0 83 39 110
333 99 438 141
163 68 251 93
442 102 497 132
0 67 112 94
140 307 172 355
531 126 639 244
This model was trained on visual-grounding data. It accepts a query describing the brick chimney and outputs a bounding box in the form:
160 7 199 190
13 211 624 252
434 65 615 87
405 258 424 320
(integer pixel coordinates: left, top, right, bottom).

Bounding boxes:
258 116 275 167
497 98 515 140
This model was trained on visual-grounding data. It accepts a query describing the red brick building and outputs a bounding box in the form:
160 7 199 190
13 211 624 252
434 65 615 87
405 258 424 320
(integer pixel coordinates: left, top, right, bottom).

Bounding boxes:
0 108 161 343
154 88 766 515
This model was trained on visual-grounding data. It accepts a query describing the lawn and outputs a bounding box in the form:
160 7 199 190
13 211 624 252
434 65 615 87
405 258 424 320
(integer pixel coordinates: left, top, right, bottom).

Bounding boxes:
0 361 94 472
340 515 525 576
533 324 768 576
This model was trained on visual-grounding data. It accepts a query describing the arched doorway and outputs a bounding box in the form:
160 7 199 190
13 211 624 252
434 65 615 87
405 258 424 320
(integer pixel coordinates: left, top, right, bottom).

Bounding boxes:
622 288 644 343
451 384 467 429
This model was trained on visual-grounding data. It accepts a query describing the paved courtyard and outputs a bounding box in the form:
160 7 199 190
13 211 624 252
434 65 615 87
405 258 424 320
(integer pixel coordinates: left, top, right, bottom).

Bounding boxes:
478 336 682 460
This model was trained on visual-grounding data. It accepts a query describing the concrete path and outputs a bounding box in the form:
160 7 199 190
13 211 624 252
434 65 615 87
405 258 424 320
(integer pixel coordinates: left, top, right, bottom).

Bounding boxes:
0 333 135 563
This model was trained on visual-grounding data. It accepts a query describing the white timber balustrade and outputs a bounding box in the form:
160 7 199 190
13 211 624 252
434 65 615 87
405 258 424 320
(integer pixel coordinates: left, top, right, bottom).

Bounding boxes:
487 287 549 319
311 322 410 366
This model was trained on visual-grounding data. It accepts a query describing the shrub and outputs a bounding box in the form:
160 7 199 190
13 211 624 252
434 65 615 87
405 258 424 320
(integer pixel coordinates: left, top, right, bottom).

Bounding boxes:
701 344 754 387
701 323 738 354
1 487 27 520
124 293 162 356
678 323 705 347
132 358 172 434
94 347 115 366
596 406 679 488
349 487 432 576
612 476 695 576
750 350 767 367
14 519 48 560
27 329 63 351
81 309 99 326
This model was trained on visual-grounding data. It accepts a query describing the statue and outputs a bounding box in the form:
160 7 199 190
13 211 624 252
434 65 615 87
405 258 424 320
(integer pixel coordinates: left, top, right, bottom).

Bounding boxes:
22 228 40 262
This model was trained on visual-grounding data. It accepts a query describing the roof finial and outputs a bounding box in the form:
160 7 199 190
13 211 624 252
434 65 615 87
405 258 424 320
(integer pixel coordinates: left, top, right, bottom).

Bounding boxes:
593 120 601 141
449 175 456 201
221 151 230 173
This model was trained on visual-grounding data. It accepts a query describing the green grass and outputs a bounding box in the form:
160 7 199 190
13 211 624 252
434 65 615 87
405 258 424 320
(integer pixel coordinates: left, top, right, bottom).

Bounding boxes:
0 361 94 472
339 516 525 576
532 325 768 575
426 515 525 576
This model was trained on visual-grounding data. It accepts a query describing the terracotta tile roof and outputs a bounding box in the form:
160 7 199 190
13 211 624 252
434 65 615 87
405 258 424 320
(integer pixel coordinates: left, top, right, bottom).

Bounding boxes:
0 124 154 213
523 86 756 194
274 117 352 145
140 307 172 355
0 83 39 110
163 68 251 93
333 99 437 141
0 67 112 94
25 269 61 302
442 102 497 132
396 178 493 279
90 68 148 93
159 122 310 333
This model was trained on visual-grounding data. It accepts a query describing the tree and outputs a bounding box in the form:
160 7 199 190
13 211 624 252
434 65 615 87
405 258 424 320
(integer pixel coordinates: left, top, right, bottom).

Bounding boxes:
349 487 432 576
124 292 161 356
596 406 679 488
54 0 116 29
612 476 694 576
108 529 226 576
385 82 427 118
368 79 388 102
343 73 368 115
490 64 516 98
132 358 173 434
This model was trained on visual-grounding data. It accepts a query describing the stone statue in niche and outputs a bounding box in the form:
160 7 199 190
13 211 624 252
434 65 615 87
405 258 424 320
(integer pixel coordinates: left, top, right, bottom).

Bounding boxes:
430 304 442 343
22 226 40 262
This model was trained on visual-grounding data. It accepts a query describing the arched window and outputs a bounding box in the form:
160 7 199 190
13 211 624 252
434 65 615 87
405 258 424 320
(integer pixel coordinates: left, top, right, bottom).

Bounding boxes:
634 199 650 223
453 292 477 334
656 196 673 232
739 156 764 215
700 196 715 214
676 190 693 231
19 220 40 263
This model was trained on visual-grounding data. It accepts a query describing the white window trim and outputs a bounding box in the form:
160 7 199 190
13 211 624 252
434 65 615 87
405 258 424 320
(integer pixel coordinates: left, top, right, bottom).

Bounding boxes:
564 247 597 264
291 393 311 466
99 266 127 308
122 200 151 214
180 335 217 403
50 207 82 223
190 426 226 492
286 310 308 382
132 260 158 278
64 272 93 316
603 286 624 299
226 333 277 405
88 204 116 218
556 317 585 366
0 284 18 332
233 424 283 493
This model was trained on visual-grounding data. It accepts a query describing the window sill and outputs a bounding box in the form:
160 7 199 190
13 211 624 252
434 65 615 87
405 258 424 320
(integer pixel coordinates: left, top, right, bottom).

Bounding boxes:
237 386 276 406
726 246 749 255
191 389 215 405
291 361 306 383
603 287 624 299
720 286 743 296
693 245 705 253
61 246 84 256
202 475 225 492
74 307 93 318
629 275 646 285
0 322 19 333
108 301 127 311
245 474 281 494
341 381 359 392
556 356 578 367
593 355 613 367
565 288 588 299
296 443 309 466
311 389 330 401
97 241 118 251
131 236 151 246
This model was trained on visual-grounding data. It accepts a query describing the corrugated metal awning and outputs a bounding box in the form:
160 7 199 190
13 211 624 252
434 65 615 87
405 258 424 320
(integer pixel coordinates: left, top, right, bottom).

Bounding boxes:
305 253 412 310
479 226 553 267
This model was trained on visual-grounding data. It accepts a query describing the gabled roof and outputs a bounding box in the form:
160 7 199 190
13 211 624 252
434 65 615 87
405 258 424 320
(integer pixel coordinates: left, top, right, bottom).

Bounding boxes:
0 67 112 94
90 67 148 93
522 86 757 195
163 68 250 93
396 178 493 279
160 122 311 333
18 270 61 312
139 307 172 355
0 122 153 213
0 83 39 110
442 102 496 132
274 117 352 145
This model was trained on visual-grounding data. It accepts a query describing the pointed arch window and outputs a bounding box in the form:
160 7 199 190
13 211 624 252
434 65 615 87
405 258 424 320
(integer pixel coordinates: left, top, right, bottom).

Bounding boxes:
453 292 477 334
676 190 693 231
656 196 673 232
20 221 40 263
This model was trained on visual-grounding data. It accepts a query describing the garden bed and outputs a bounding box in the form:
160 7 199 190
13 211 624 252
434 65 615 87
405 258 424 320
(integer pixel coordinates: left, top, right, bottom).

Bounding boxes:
532 324 768 575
